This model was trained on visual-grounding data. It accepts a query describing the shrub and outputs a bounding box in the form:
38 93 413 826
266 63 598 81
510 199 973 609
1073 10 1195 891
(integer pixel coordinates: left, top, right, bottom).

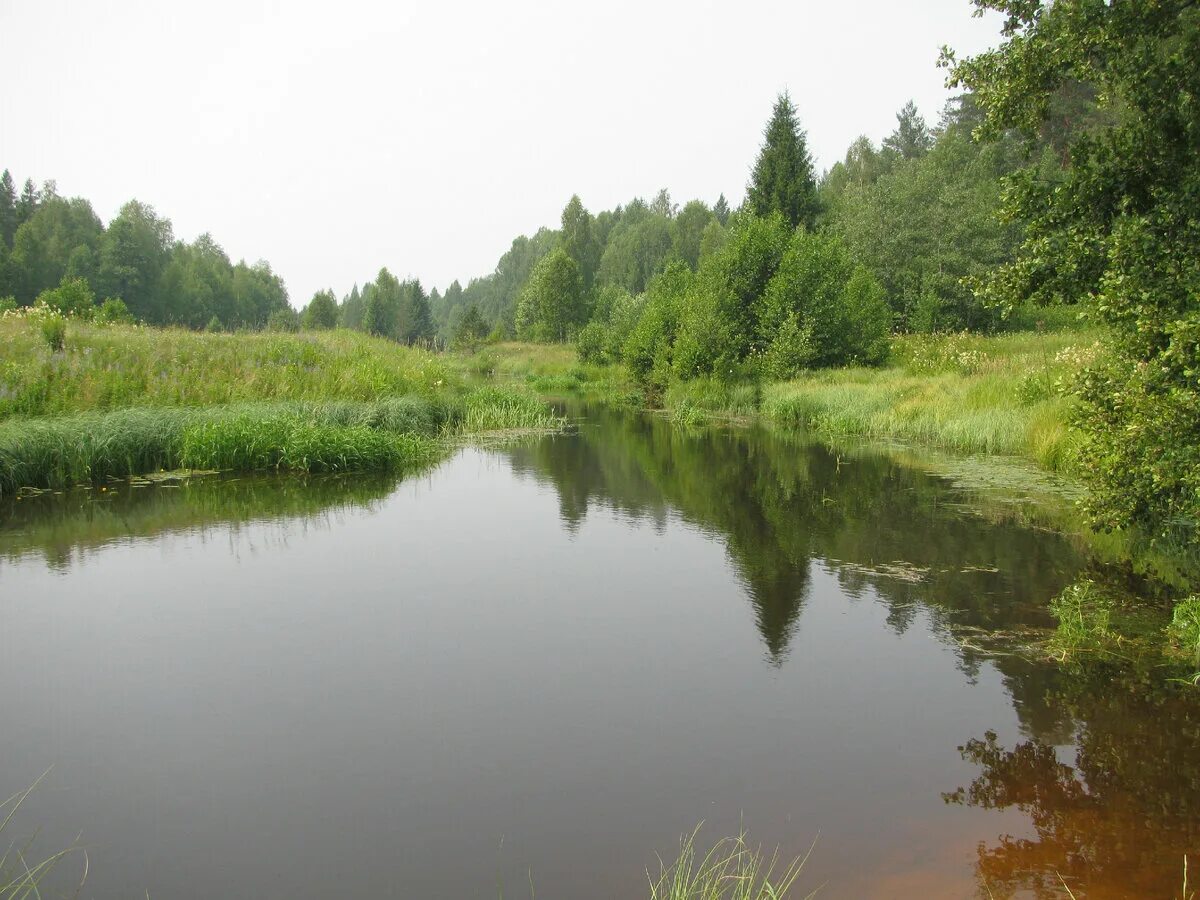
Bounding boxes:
40 311 66 351
759 312 816 379
266 307 300 333
95 297 135 325
575 320 609 364
36 276 95 318
1167 597 1200 666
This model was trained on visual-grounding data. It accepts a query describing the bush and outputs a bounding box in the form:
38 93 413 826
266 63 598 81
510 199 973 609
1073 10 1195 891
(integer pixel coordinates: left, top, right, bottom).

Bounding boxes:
1167 597 1200 666
623 263 692 387
95 297 135 325
575 320 609 364
36 276 94 318
266 307 300 333
40 311 66 351
0 296 17 314
759 312 816 379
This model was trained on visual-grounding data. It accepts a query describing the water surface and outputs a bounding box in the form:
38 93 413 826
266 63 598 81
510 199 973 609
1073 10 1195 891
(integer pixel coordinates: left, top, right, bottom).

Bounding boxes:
1 407 1196 898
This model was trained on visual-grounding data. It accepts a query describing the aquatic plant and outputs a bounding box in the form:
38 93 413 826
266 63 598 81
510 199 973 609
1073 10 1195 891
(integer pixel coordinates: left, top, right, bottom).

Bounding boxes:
648 827 816 900
0 402 441 496
459 386 562 432
1 771 84 899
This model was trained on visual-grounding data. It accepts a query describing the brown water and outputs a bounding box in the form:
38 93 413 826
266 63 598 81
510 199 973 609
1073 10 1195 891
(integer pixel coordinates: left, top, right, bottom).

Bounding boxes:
1 406 1196 898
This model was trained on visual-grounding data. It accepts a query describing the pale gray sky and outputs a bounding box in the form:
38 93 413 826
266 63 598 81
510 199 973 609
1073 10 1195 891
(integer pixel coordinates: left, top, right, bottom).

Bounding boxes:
1 0 1002 306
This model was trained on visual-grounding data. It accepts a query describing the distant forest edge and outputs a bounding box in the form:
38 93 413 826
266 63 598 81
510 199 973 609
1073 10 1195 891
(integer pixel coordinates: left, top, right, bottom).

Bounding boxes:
0 86 1099 344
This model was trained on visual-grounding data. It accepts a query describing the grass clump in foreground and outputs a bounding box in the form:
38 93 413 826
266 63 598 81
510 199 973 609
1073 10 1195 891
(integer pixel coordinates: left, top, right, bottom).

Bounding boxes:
649 827 817 900
1 771 84 900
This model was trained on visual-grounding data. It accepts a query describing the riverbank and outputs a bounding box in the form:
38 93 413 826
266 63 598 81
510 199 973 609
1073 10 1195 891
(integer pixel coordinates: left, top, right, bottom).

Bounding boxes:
0 315 559 495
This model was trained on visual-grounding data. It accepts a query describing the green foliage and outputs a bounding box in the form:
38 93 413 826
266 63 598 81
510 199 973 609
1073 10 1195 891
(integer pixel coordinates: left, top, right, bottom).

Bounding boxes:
1048 580 1120 660
515 248 585 342
10 193 103 303
560 195 600 290
0 772 84 897
39 310 66 351
0 296 16 314
98 199 173 321
623 262 693 388
648 827 812 900
672 200 716 270
1167 597 1200 667
712 193 731 227
35 275 94 317
95 297 134 325
459 385 562 432
302 289 338 330
266 306 300 333
746 92 819 229
178 409 437 475
451 303 489 350
761 329 1087 467
654 215 889 382
0 403 444 496
598 211 675 295
575 320 608 364
205 315 223 333
827 126 1022 331
882 100 933 160
945 0 1200 537
0 316 456 417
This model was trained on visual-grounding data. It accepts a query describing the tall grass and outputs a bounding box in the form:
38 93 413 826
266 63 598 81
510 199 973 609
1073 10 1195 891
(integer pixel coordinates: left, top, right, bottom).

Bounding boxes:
0 387 561 496
648 827 817 900
0 402 437 496
459 386 563 432
0 318 456 417
761 330 1097 472
1 771 84 900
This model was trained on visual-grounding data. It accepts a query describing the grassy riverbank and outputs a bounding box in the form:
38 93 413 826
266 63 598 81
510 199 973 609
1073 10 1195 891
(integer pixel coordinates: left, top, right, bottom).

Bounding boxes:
0 316 558 495
463 330 1097 479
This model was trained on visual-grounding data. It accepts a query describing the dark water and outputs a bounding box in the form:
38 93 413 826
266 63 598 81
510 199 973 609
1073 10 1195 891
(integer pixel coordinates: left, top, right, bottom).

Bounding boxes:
1 407 1197 898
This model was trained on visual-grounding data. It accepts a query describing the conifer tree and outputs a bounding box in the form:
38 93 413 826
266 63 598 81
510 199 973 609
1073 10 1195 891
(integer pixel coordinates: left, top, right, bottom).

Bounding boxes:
713 193 731 227
0 170 15 248
746 92 819 229
883 101 933 160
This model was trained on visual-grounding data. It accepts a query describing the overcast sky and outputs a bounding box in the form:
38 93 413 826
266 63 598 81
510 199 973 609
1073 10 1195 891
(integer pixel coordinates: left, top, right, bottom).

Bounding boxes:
1 0 1002 306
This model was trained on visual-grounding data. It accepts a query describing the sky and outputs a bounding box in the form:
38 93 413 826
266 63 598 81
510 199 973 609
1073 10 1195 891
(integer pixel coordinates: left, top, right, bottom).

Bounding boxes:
1 0 1003 307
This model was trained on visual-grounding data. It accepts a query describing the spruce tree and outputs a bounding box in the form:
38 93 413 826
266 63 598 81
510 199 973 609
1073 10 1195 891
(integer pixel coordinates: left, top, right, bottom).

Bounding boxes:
0 170 15 248
882 101 933 160
746 92 819 229
713 193 731 227
15 178 39 229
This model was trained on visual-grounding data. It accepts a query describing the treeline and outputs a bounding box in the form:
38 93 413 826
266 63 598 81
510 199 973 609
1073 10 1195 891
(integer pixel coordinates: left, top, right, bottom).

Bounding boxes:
417 87 1099 381
0 176 289 330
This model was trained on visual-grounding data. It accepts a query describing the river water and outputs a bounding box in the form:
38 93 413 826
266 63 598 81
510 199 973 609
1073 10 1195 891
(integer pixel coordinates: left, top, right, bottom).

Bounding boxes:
1 406 1196 898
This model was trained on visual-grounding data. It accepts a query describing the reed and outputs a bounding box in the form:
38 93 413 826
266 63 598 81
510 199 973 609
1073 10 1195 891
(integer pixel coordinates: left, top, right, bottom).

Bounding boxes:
648 827 817 900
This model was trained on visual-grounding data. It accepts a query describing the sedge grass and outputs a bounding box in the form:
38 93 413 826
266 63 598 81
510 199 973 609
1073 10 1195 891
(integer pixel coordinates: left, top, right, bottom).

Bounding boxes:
0 402 443 496
648 827 818 900
1 770 85 900
459 386 563 433
0 386 560 496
